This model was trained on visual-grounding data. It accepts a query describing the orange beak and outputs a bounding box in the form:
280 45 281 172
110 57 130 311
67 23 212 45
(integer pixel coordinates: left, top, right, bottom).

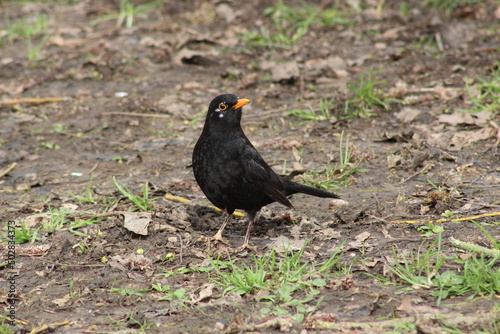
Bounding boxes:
233 98 251 110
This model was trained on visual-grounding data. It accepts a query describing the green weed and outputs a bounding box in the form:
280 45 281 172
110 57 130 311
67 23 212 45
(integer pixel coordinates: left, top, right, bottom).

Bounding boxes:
346 68 397 118
288 98 335 123
0 324 12 334
92 0 162 28
44 207 73 233
425 0 483 14
418 223 444 237
113 176 157 211
301 131 364 190
466 64 500 113
241 1 350 48
207 243 345 322
471 220 500 250
150 283 188 303
69 217 105 237
384 227 500 305
2 13 50 61
40 142 61 150
1 220 40 244
70 174 95 203
386 237 446 290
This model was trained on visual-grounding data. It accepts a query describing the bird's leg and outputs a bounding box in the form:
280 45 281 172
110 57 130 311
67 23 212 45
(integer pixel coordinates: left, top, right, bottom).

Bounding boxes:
211 212 233 242
240 213 257 249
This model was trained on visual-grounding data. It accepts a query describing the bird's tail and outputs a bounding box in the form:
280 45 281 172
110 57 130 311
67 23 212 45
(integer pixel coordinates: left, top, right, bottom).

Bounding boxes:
285 180 340 199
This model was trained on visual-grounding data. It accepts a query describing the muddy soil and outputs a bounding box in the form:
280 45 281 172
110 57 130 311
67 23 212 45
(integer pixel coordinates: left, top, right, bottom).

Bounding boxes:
1 1 499 333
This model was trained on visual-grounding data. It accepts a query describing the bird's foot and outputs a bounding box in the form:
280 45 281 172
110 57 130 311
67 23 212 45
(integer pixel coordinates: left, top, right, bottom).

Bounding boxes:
238 242 257 252
197 234 227 244
210 231 229 244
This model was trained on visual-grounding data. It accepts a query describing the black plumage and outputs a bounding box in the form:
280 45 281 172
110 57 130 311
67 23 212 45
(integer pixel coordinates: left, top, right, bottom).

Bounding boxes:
192 94 340 247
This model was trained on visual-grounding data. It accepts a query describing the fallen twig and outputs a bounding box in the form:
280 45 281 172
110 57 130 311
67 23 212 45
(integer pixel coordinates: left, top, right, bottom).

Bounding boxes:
0 162 17 178
0 97 66 106
29 321 70 334
399 163 432 184
389 212 500 224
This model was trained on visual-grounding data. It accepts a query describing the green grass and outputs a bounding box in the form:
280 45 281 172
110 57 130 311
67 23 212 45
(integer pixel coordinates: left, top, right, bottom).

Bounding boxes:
206 243 345 322
241 1 351 48
0 207 104 243
471 220 500 250
44 206 72 233
0 324 12 334
69 217 105 237
70 174 95 203
150 283 188 303
2 13 50 61
425 0 483 13
300 131 364 190
418 223 444 237
91 0 162 28
345 68 398 118
381 226 500 305
112 176 157 211
288 98 335 123
466 64 500 113
1 220 40 244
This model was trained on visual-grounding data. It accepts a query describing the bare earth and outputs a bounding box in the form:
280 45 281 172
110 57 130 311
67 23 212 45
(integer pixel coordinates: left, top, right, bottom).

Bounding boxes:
0 1 499 333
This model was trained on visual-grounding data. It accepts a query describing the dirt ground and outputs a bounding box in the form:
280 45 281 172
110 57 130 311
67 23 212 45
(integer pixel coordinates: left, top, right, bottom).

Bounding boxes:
1 0 499 333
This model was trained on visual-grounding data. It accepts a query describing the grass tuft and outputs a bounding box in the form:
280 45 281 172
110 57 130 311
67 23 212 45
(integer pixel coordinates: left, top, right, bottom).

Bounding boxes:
91 0 162 28
113 176 158 211
206 243 345 322
301 131 365 190
345 68 399 118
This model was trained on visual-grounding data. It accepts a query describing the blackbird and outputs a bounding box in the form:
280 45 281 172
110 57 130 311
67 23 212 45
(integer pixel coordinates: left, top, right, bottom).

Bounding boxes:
192 94 340 248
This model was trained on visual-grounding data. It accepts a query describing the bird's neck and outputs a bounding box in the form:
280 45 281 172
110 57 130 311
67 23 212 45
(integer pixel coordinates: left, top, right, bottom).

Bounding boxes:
202 121 243 140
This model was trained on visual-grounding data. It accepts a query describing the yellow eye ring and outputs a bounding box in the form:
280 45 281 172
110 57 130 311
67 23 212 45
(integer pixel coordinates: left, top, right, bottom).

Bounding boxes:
218 102 227 111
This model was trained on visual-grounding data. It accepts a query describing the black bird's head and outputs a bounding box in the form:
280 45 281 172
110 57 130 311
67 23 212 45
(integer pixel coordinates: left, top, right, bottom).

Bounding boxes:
205 94 251 128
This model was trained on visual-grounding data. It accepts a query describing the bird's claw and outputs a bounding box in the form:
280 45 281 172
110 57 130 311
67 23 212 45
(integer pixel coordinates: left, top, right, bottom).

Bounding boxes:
238 243 257 252
198 235 227 244
210 231 229 244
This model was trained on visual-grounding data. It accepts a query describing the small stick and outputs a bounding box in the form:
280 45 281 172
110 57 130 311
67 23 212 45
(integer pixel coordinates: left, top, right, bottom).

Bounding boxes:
0 162 17 178
390 212 500 224
29 321 70 334
0 97 65 105
399 163 432 184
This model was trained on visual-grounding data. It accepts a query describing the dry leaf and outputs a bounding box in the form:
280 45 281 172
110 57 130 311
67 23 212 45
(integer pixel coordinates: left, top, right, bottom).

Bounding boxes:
109 254 152 271
52 294 71 307
123 212 152 236
271 62 300 83
355 231 371 242
397 295 413 313
270 236 305 253
395 107 421 123
192 283 215 303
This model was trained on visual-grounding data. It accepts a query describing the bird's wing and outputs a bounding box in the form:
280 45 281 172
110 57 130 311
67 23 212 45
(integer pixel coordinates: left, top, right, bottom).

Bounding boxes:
241 149 293 208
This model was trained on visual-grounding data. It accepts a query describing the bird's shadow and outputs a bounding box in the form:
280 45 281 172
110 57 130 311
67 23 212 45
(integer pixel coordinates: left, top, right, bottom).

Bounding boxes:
187 204 294 240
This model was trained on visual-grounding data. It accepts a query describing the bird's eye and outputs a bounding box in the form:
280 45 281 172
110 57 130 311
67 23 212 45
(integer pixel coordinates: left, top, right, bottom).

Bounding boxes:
218 102 227 111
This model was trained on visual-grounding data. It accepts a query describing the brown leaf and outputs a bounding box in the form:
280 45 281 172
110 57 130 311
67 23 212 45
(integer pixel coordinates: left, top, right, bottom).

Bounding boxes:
123 212 151 236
